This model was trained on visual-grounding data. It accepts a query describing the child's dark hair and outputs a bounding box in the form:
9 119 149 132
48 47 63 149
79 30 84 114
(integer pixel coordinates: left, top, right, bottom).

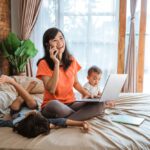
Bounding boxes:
88 66 102 76
13 112 50 138
37 27 72 71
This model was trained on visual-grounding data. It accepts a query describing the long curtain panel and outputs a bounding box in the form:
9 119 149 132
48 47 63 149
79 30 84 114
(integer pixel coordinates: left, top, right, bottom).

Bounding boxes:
19 0 42 76
123 0 137 92
30 0 119 90
30 0 56 77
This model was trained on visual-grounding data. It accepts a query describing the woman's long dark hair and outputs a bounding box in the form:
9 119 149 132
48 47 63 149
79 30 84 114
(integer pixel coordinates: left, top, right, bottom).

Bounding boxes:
37 27 72 70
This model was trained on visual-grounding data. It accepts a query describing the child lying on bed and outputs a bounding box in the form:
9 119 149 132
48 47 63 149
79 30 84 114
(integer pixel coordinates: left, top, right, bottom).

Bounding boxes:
0 75 90 138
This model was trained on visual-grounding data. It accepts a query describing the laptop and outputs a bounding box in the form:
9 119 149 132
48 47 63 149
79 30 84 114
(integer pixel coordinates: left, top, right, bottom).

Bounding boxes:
109 114 145 126
76 74 127 103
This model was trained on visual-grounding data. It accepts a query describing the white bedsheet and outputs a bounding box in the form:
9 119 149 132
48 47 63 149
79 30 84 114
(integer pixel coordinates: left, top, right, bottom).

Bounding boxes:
0 93 150 150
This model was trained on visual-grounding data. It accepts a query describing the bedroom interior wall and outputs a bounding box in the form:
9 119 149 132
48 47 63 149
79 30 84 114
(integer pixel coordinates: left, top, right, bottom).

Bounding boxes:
0 0 11 75
10 0 20 36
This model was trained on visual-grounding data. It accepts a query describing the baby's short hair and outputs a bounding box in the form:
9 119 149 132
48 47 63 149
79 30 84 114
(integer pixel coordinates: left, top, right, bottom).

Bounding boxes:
88 66 102 76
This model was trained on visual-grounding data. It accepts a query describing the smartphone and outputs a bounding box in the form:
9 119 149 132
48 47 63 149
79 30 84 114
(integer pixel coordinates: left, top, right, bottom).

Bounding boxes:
53 49 59 59
49 44 59 59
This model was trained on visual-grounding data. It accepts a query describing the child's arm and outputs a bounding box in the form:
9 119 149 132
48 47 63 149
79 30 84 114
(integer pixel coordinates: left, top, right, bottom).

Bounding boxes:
0 75 36 108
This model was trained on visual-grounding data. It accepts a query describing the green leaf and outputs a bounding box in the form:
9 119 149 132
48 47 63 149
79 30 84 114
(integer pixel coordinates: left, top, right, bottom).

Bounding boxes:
22 40 38 57
0 32 38 74
15 46 26 57
15 40 38 58
1 43 10 57
4 32 21 54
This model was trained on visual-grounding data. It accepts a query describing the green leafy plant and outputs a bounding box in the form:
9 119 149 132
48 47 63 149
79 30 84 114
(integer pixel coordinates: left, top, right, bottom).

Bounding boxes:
0 32 38 74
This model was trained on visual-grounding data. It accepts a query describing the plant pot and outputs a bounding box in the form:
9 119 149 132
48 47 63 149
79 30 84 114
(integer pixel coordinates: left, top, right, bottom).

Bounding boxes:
17 72 26 76
10 67 26 76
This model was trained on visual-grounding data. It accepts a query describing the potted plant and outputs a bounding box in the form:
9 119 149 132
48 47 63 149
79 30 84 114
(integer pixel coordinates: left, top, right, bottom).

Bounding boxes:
0 32 38 75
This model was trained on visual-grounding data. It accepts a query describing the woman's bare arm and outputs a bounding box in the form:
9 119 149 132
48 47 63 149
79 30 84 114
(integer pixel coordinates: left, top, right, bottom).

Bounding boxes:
41 45 60 94
42 63 59 94
73 75 91 98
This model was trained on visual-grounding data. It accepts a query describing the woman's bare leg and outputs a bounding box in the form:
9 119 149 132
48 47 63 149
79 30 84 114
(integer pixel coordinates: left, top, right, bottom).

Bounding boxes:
66 119 90 132
50 119 90 132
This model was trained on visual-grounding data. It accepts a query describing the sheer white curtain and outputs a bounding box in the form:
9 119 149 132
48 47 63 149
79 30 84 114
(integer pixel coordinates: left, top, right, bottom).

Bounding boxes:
125 0 141 92
30 0 56 76
31 0 119 89
123 0 137 92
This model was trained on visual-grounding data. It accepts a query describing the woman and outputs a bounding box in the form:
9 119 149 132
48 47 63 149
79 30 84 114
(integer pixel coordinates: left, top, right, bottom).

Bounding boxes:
37 27 112 121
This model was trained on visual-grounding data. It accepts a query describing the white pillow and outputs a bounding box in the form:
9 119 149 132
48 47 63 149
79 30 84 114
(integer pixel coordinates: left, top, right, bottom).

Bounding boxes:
13 76 44 94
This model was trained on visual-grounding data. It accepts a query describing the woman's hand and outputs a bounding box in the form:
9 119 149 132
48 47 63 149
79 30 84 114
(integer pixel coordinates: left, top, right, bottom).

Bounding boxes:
82 89 93 99
49 46 60 65
0 75 15 84
82 93 92 99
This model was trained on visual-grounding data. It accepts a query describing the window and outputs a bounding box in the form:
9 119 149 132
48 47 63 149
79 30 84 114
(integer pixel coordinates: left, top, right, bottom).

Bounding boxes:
144 0 150 93
31 0 119 89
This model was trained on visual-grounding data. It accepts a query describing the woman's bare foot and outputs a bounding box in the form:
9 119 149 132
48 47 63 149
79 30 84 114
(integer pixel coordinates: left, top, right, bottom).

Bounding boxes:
80 121 90 133
26 81 37 93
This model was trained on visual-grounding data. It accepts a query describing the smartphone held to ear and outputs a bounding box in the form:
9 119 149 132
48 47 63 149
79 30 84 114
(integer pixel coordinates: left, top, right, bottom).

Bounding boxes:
53 50 57 55
53 50 59 59
48 43 59 59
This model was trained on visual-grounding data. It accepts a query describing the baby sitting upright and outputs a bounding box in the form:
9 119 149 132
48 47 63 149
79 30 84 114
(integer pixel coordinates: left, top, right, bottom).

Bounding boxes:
83 66 102 98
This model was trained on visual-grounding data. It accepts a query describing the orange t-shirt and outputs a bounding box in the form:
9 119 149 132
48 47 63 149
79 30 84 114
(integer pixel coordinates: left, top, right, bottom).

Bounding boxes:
36 57 81 108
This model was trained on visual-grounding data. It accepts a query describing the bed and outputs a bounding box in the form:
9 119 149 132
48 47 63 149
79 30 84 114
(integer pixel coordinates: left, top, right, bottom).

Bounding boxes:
0 77 150 150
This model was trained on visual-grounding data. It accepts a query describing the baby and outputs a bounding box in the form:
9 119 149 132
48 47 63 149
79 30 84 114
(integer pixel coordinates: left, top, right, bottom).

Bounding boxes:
84 66 102 98
84 66 115 108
